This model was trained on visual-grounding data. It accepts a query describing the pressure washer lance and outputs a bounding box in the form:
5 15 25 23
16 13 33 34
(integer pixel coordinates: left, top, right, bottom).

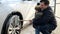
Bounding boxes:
19 20 32 21
19 20 33 24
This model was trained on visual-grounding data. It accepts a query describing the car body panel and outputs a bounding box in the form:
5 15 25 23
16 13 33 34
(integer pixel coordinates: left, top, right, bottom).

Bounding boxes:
0 1 36 34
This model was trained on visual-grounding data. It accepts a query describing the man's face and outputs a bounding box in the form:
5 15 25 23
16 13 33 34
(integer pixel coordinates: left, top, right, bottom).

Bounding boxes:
40 2 47 10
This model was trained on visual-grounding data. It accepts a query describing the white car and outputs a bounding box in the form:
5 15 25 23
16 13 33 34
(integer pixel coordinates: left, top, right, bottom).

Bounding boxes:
0 0 55 34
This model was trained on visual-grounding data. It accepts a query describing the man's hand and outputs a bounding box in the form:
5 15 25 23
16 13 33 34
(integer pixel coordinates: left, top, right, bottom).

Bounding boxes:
29 20 33 24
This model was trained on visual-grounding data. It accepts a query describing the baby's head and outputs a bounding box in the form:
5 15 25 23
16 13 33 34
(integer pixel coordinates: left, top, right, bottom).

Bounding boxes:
35 5 41 12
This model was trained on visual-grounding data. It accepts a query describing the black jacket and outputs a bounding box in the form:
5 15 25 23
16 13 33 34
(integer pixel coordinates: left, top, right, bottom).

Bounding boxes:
33 6 57 30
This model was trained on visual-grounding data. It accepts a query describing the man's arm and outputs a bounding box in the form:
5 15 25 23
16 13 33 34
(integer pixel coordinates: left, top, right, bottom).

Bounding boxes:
40 10 57 30
40 10 52 23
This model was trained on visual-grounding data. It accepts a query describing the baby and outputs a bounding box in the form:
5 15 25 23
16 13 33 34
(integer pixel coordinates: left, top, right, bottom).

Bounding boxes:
34 4 43 19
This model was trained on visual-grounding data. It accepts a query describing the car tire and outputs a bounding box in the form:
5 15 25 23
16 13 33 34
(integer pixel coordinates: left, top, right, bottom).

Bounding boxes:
1 11 23 34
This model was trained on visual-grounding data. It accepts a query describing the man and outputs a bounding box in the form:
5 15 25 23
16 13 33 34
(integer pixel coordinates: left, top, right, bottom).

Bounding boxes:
32 0 57 34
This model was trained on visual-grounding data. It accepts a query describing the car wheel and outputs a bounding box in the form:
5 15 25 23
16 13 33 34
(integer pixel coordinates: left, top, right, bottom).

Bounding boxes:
1 11 23 34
